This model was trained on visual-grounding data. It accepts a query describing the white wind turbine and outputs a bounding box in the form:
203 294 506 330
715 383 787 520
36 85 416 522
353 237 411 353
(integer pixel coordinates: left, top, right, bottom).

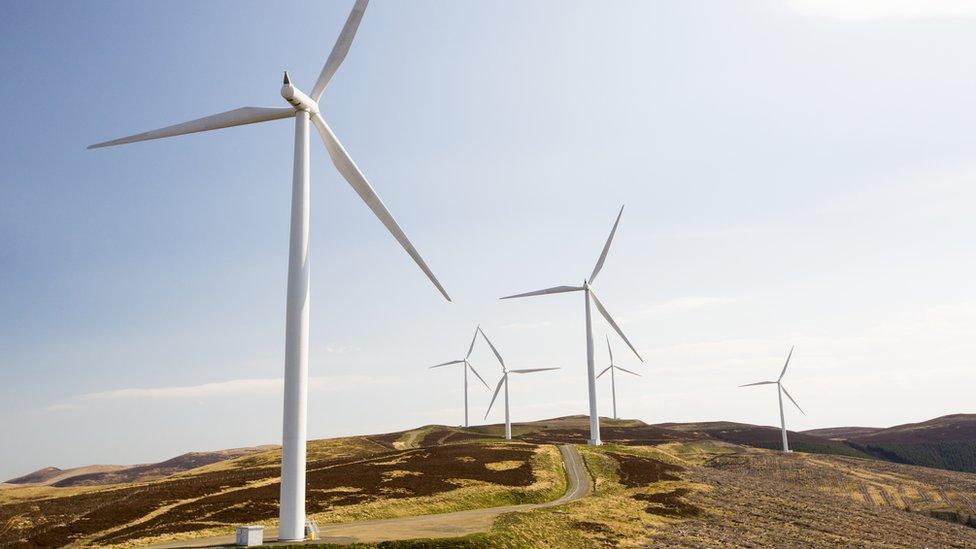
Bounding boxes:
500 205 642 445
429 326 491 428
740 346 805 453
88 1 450 541
598 335 641 420
479 328 559 440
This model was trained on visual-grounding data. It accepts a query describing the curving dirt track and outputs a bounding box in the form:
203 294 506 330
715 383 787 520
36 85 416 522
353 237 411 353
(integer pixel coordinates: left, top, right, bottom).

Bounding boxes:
148 444 589 547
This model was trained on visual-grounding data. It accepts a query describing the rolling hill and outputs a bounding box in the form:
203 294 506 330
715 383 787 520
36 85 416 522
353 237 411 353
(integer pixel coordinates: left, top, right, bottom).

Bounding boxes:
654 414 976 473
3 415 976 548
805 414 976 473
652 421 873 458
3 446 275 488
802 426 884 439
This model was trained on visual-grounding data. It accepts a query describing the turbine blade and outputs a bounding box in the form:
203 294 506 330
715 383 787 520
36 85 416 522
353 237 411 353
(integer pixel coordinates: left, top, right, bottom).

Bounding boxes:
588 205 624 284
484 376 506 418
312 113 450 301
778 346 795 381
596 365 612 379
429 360 464 369
606 333 614 364
467 362 490 390
589 290 643 362
477 327 505 369
311 0 369 100
465 326 479 359
739 381 776 387
509 367 560 374
88 107 295 149
500 285 583 300
615 365 642 377
781 385 805 415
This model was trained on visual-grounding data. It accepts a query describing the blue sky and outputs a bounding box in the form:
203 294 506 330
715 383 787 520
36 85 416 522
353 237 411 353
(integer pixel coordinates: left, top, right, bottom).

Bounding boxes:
2 0 975 480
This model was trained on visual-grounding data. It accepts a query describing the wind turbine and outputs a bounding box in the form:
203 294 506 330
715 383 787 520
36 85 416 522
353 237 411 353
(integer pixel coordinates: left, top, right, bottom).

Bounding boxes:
88 1 450 541
740 346 804 453
479 328 559 440
429 326 491 428
500 205 642 446
597 334 641 420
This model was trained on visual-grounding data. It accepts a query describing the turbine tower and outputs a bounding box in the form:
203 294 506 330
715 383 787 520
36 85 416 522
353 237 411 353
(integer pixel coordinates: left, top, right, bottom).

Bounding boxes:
479 328 559 440
597 335 641 420
88 1 450 541
740 346 804 453
500 205 642 446
429 326 490 427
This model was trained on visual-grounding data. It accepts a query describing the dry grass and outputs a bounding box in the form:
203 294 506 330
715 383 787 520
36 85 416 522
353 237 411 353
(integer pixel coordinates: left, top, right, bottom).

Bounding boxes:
307 444 566 525
8 421 976 548
1 438 566 548
485 461 523 472
463 444 705 548
470 441 976 549
116 443 569 548
645 444 976 547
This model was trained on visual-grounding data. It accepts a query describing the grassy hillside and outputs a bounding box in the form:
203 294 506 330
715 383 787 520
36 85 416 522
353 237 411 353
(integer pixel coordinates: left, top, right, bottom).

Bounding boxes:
4 416 976 548
0 427 565 548
302 438 976 547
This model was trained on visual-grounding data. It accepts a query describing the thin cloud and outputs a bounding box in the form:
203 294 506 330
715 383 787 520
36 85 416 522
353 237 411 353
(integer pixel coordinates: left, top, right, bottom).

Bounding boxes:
46 375 393 410
82 378 282 401
788 0 976 20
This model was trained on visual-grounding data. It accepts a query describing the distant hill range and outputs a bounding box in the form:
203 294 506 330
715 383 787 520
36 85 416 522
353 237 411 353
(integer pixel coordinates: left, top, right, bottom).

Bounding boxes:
5 414 975 487
804 414 976 473
4 445 275 487
654 413 976 473
651 421 873 459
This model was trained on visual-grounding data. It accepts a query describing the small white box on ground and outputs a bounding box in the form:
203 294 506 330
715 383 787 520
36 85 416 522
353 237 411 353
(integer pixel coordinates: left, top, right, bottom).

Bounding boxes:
306 519 320 540
235 525 263 546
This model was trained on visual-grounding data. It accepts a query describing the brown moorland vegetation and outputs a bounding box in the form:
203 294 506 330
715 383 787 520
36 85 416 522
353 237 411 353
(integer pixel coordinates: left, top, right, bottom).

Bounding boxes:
0 430 562 548
645 446 976 547
5 417 976 548
454 440 976 548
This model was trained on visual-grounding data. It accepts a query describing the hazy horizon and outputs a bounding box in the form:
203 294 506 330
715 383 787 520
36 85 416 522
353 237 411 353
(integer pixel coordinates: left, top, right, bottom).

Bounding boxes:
2 0 975 480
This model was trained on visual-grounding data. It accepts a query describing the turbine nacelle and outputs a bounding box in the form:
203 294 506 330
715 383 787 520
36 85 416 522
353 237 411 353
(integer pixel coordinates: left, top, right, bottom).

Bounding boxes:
281 71 319 114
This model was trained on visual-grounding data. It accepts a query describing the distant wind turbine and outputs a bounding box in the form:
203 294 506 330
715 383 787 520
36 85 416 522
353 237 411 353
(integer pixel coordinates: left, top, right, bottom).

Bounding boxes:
500 205 642 445
740 346 805 453
88 1 451 541
598 335 641 420
429 327 490 428
479 328 559 440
